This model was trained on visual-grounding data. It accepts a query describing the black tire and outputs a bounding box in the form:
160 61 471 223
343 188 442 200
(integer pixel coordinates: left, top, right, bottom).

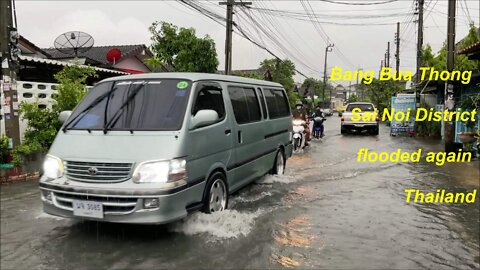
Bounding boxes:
201 172 228 214
373 125 379 135
271 149 286 175
341 127 347 135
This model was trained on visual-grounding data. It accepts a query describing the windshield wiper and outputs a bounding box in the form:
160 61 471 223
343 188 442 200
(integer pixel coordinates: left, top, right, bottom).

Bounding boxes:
103 81 148 134
63 82 118 132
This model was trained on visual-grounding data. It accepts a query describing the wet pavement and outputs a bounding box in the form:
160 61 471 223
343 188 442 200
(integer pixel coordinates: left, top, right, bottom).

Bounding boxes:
1 118 479 269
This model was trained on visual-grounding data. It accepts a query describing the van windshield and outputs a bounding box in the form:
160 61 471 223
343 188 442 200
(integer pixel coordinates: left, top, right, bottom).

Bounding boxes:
65 79 192 131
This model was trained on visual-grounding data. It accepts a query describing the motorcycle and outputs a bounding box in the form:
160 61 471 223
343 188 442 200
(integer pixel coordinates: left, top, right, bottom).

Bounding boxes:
312 116 326 139
292 119 307 151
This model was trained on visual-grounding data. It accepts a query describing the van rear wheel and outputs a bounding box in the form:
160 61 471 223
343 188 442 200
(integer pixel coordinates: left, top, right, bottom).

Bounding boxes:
202 172 228 214
271 149 285 175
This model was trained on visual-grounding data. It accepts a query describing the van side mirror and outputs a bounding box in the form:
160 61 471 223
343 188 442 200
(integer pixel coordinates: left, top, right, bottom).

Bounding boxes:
338 112 343 117
59 111 72 124
190 110 219 129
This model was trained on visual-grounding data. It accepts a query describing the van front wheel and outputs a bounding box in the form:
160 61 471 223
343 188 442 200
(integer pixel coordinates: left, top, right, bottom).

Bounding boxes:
271 149 285 175
202 172 228 214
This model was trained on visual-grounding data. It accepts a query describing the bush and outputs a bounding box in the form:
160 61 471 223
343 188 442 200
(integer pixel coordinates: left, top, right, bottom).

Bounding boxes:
0 135 9 164
12 64 96 166
414 102 441 138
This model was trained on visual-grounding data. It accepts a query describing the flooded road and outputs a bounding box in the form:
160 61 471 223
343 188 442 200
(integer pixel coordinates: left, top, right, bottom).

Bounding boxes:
1 118 479 269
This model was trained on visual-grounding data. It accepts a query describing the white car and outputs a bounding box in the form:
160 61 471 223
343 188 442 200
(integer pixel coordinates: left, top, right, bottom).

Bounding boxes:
341 102 379 135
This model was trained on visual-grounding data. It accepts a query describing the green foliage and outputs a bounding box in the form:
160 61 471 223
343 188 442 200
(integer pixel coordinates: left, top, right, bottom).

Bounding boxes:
414 102 441 138
259 58 300 109
148 21 219 73
302 78 321 98
458 92 480 129
235 71 264 80
54 65 97 112
347 93 358 103
12 64 96 166
260 58 296 91
0 135 9 164
422 24 480 74
357 78 403 112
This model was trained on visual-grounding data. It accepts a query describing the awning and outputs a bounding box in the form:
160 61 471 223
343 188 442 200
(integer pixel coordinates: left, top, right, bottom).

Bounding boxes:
118 68 145 74
18 55 128 75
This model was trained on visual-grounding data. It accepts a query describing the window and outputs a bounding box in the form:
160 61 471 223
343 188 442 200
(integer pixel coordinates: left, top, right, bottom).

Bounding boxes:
192 84 225 121
228 86 261 124
37 84 47 90
257 88 267 119
264 88 290 119
66 79 191 131
38 93 47 99
346 103 374 112
23 93 33 98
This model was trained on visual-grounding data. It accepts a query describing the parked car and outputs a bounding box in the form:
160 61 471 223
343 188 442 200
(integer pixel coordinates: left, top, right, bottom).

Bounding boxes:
40 73 294 224
322 108 333 116
341 102 379 135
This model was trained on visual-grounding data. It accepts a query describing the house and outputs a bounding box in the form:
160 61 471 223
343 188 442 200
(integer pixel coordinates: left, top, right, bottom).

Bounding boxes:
334 84 346 100
2 36 157 142
42 44 154 74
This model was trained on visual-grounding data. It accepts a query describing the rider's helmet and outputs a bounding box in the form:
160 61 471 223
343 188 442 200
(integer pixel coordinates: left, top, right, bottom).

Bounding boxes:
295 102 303 110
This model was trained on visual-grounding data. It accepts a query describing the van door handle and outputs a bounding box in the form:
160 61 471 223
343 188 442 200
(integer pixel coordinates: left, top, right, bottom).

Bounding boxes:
238 131 242 144
225 129 231 135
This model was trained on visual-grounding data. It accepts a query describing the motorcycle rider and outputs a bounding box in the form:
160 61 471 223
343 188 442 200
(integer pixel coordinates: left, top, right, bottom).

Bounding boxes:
312 103 326 138
292 102 310 146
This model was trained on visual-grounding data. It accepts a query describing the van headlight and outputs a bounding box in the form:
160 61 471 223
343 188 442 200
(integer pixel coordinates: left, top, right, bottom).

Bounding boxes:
43 155 64 179
132 159 187 184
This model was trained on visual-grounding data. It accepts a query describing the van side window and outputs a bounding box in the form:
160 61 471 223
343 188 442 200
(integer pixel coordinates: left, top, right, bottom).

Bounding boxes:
264 88 290 119
228 86 261 124
256 88 268 119
192 84 226 121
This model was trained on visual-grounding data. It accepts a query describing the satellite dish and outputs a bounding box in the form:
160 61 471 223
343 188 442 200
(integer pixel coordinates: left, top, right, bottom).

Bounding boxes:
54 31 94 57
106 48 122 64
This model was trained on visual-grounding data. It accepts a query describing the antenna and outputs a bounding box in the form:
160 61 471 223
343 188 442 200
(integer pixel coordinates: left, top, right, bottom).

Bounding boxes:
54 31 94 57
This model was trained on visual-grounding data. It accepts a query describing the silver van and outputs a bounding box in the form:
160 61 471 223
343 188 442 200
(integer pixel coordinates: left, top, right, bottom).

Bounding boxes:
40 73 293 224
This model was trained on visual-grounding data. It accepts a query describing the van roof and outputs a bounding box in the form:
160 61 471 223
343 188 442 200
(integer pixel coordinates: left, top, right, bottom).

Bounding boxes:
101 72 283 88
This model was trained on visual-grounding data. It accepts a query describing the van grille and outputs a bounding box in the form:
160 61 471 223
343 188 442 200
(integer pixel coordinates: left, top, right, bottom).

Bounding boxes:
52 192 138 215
65 161 133 183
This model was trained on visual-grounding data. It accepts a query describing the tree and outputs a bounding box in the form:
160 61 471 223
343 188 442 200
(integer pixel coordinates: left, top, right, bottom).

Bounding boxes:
259 58 300 107
147 21 219 73
12 65 96 166
422 24 480 74
358 78 402 113
347 93 358 103
54 65 96 112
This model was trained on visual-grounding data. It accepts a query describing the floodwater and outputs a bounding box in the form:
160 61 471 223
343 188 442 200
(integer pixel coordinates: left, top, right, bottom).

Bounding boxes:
1 119 479 269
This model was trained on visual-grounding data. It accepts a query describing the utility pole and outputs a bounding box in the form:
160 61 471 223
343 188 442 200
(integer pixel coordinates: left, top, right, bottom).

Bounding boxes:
274 57 281 82
219 0 252 75
444 0 456 152
1 0 21 148
386 41 390 67
323 43 334 108
379 60 384 76
395 22 400 73
415 0 424 108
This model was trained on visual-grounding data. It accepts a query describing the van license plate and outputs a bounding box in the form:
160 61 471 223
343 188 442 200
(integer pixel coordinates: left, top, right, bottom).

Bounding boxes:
73 200 103 218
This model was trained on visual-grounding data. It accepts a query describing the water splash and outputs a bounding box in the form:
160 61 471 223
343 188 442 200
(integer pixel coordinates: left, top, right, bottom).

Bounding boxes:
233 191 272 203
170 209 264 239
256 175 295 184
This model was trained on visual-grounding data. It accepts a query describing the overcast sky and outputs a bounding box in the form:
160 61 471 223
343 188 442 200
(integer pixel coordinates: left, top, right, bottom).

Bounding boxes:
15 0 480 84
